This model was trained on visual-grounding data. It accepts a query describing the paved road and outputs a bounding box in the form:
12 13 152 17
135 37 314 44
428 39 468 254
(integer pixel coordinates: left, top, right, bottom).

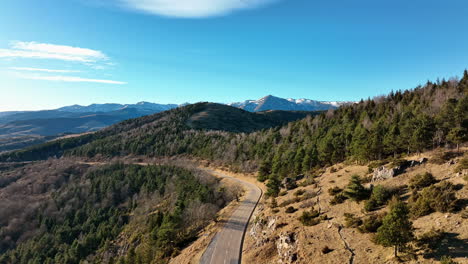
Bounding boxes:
200 170 262 264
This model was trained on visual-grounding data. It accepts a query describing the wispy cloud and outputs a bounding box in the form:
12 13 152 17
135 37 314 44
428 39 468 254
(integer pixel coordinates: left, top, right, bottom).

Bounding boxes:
1 41 126 85
0 41 108 63
17 73 126 85
8 67 80 73
119 0 279 18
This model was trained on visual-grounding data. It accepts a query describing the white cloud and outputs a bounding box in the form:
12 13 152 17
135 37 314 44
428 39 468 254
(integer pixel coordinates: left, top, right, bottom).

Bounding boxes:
8 67 80 73
119 0 278 18
0 41 108 63
1 41 125 84
17 73 126 85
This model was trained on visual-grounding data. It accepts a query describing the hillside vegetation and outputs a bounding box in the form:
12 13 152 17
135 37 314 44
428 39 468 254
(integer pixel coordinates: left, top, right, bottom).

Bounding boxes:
0 71 467 264
2 72 466 176
0 162 232 264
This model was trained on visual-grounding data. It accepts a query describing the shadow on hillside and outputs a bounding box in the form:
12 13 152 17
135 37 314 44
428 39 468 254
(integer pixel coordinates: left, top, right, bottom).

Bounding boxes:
423 232 468 260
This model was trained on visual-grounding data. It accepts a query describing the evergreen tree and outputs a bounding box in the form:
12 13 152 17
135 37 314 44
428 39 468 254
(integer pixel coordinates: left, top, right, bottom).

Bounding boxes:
343 175 370 202
350 125 370 163
266 174 281 197
447 127 467 153
375 198 414 258
257 160 272 182
293 148 305 174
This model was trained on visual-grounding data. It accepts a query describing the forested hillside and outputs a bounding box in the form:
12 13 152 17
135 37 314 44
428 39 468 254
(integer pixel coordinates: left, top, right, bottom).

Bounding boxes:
1 73 466 179
0 71 467 264
0 162 231 264
0 103 312 163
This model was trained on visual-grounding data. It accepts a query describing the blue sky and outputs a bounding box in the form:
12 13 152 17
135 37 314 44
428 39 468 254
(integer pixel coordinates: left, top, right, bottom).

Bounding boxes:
1 0 468 111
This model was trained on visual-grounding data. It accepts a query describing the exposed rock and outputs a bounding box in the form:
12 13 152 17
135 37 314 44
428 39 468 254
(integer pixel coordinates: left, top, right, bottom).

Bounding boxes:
372 166 396 182
250 211 278 247
276 232 298 264
372 158 428 182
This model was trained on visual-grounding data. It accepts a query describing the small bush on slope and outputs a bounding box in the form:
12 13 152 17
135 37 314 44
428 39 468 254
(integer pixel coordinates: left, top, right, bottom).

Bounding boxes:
409 172 437 190
364 185 395 211
299 209 321 226
410 182 458 218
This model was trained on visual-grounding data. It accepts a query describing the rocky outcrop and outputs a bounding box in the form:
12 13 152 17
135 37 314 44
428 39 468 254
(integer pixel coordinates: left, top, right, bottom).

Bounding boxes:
276 232 298 264
249 208 278 247
372 166 396 182
372 158 428 182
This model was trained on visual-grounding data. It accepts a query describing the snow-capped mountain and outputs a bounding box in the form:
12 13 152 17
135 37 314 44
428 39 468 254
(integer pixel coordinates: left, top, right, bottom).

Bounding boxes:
229 95 352 112
57 102 178 113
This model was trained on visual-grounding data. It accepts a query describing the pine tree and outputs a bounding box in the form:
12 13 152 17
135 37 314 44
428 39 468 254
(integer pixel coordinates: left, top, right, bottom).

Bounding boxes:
375 197 414 258
350 125 370 163
294 148 305 174
257 160 272 182
447 127 466 152
266 174 281 197
343 175 370 202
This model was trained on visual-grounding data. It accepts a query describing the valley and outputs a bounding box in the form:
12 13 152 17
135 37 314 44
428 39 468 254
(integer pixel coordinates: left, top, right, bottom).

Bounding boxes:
0 72 466 264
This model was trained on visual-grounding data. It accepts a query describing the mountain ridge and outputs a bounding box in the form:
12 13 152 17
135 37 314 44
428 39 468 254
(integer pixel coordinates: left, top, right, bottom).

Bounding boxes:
228 95 353 112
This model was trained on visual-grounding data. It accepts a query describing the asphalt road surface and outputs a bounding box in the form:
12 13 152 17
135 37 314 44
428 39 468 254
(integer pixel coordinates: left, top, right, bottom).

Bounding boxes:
200 170 262 264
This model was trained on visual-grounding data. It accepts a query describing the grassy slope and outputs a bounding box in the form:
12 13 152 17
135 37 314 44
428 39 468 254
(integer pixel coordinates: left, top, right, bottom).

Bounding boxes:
242 149 467 264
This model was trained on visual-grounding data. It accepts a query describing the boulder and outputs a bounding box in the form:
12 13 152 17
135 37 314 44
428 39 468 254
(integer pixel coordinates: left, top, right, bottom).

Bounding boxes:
372 158 428 182
372 166 396 182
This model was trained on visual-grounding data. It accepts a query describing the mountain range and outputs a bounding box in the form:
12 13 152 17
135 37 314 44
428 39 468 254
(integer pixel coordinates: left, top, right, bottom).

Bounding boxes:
0 95 351 152
229 95 352 112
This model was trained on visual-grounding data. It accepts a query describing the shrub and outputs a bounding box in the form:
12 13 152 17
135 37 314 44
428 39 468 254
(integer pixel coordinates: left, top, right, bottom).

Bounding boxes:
299 209 320 226
272 208 280 214
330 167 337 173
330 193 348 205
358 214 384 233
279 191 288 196
279 197 300 207
454 154 468 173
294 189 306 197
321 246 333 254
300 191 317 201
285 206 297 213
409 172 436 190
344 213 362 228
440 256 458 264
270 198 278 208
298 177 315 187
430 151 460 165
411 182 458 218
328 186 342 196
364 185 394 211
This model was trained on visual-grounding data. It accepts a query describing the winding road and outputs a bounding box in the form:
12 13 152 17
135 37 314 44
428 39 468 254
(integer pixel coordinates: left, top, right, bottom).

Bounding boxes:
200 170 262 264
